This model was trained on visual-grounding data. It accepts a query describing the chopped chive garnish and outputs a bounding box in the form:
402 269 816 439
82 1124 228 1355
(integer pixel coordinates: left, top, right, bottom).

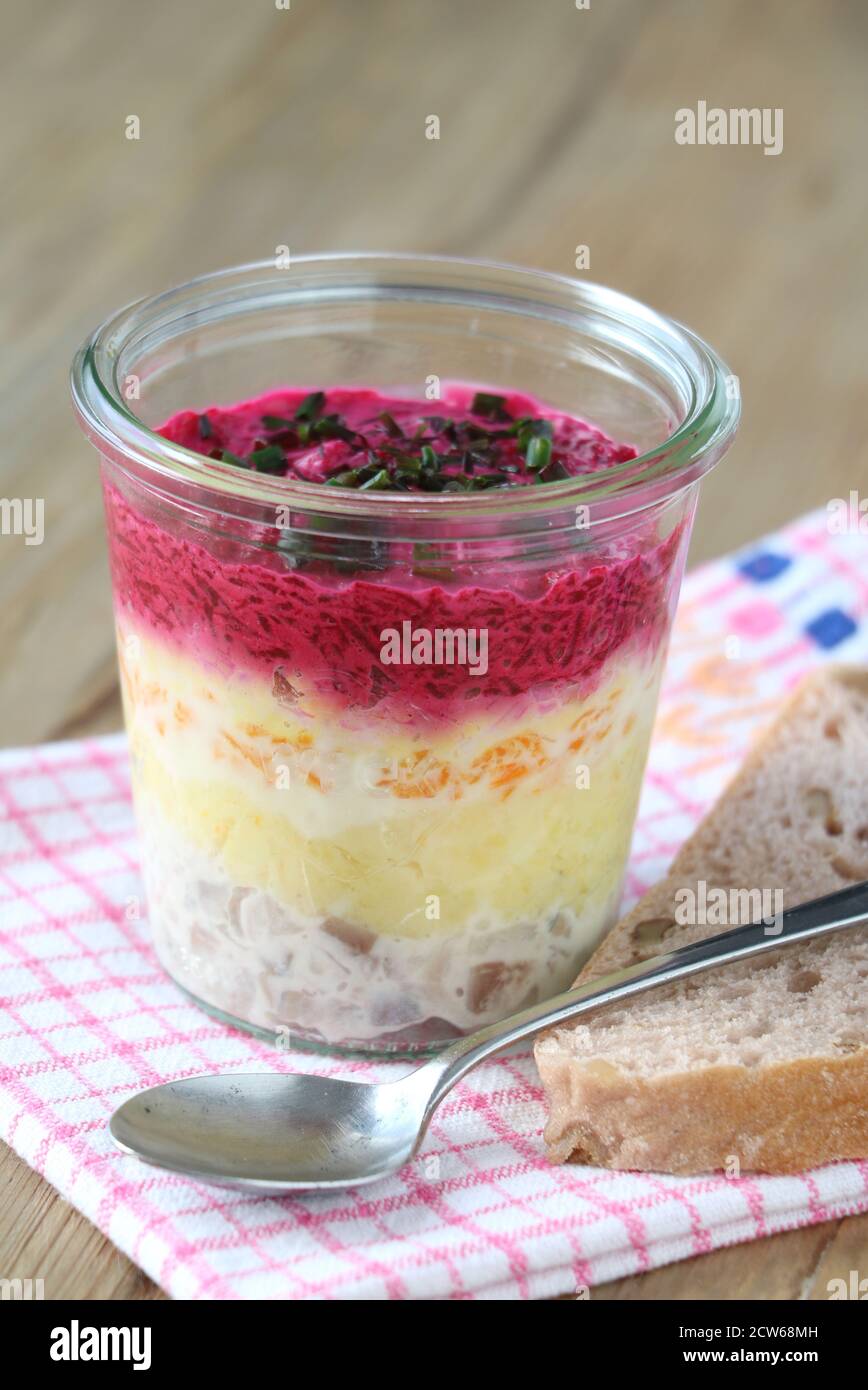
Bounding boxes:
248 445 287 474
313 415 359 444
425 415 458 443
471 391 511 421
540 459 570 482
197 414 212 439
294 391 326 422
516 417 553 452
359 468 392 490
525 435 552 471
395 454 423 475
217 393 570 491
261 414 296 431
378 412 403 438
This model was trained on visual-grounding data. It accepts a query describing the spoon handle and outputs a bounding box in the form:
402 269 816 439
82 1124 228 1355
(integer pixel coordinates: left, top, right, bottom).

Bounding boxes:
421 879 868 1117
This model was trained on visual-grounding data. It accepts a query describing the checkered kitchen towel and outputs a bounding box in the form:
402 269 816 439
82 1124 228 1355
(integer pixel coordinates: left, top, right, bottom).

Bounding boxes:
2 506 868 1300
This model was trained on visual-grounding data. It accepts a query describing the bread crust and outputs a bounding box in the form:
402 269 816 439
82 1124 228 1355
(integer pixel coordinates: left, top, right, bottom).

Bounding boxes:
543 1052 868 1173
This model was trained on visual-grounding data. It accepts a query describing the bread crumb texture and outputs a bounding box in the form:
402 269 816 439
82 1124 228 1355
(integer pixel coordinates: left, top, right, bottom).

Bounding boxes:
535 666 868 1173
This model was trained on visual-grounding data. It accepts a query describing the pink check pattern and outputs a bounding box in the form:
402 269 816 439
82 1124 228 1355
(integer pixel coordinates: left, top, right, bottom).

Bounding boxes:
2 508 868 1300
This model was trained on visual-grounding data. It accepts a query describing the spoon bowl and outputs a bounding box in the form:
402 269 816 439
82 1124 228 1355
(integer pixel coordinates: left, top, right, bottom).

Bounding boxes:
111 1070 428 1191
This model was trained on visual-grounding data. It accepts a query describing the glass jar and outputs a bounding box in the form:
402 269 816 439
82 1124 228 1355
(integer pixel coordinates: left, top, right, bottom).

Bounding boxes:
71 254 739 1055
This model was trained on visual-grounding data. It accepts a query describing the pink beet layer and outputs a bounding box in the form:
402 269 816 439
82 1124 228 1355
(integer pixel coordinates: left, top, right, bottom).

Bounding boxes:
102 386 684 723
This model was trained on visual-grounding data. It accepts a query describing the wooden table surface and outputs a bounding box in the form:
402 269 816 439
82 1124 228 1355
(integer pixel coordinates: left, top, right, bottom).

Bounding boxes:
2 0 867 1300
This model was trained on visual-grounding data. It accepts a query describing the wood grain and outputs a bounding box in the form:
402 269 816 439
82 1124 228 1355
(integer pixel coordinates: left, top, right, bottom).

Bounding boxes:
1 0 866 1299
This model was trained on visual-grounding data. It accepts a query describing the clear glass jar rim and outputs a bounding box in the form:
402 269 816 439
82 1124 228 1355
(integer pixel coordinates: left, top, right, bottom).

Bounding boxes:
70 252 739 527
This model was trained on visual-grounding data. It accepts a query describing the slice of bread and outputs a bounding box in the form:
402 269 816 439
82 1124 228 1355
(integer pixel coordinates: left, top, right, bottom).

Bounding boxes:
534 665 868 1174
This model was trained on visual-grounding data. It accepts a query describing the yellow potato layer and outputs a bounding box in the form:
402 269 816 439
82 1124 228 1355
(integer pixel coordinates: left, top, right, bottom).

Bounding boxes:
119 626 661 938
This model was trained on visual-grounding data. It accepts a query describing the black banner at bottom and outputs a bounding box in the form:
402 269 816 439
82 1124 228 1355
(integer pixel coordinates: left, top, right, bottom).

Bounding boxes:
7 1295 864 1374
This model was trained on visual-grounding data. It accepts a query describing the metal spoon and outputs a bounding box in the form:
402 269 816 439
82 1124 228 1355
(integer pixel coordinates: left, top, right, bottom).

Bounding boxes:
110 881 868 1192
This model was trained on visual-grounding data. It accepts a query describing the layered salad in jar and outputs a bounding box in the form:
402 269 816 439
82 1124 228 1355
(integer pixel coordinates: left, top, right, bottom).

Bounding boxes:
103 383 685 1052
